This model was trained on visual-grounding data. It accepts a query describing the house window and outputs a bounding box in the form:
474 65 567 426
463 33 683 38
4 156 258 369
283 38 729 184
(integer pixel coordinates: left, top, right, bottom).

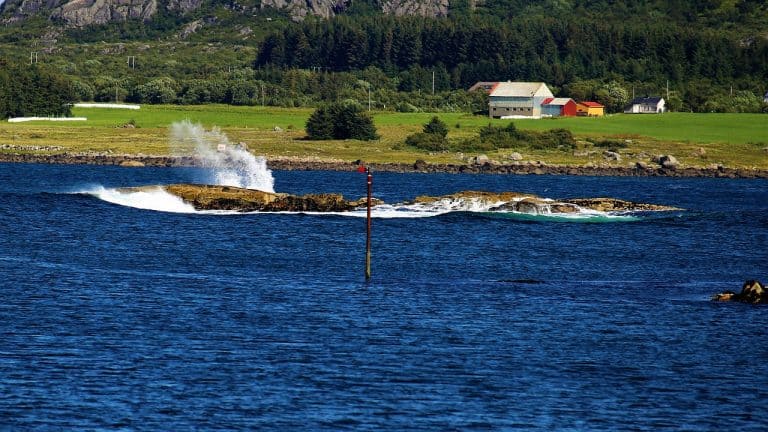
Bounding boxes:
506 108 510 111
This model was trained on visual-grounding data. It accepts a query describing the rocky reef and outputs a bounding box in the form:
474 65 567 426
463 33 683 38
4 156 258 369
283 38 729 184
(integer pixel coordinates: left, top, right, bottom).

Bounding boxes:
712 280 767 304
130 184 683 214
120 184 367 212
409 191 681 214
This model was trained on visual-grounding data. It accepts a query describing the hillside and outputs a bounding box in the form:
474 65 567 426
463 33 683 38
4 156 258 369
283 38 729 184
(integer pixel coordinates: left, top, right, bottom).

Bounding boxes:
2 0 767 37
0 0 766 116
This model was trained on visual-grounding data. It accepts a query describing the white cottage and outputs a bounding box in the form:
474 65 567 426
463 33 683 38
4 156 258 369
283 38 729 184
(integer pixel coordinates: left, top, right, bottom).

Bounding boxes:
624 97 666 114
488 82 554 118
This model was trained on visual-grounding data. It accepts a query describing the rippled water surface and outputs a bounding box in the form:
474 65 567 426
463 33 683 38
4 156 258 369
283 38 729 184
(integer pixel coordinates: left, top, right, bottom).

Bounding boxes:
1 163 767 430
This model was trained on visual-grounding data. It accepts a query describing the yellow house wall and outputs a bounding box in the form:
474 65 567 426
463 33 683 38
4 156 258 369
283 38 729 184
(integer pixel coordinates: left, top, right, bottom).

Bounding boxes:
577 105 604 116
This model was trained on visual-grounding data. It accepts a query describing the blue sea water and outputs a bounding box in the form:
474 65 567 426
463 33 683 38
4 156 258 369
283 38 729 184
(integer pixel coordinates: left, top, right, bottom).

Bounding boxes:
0 162 767 430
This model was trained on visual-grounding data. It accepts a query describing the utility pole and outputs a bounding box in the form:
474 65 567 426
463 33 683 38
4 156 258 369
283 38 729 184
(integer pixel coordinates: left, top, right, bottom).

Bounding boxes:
365 167 372 281
368 86 371 111
432 70 435 94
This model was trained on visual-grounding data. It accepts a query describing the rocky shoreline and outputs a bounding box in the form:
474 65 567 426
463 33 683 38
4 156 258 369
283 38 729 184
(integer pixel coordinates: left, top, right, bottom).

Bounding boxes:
0 153 766 179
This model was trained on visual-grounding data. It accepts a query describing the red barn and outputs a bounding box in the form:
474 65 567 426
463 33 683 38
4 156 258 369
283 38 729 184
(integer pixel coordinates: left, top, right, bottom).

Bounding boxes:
541 98 577 117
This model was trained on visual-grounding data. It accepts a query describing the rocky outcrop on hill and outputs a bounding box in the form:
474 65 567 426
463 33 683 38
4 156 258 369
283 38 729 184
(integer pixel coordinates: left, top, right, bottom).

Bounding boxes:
2 0 201 26
381 0 448 17
52 0 157 27
260 0 350 20
712 280 767 304
166 0 204 13
1 0 446 25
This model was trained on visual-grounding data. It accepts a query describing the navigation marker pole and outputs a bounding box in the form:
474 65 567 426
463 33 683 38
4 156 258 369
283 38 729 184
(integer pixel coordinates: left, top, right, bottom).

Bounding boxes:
365 167 373 280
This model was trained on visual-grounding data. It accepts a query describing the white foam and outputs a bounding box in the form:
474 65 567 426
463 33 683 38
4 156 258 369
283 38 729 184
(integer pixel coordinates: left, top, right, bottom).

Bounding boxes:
79 182 642 222
85 186 196 213
170 120 275 192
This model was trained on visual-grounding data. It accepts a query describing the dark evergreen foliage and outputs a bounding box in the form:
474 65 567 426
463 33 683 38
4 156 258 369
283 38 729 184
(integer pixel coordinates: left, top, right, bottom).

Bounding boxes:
405 116 450 151
0 62 74 119
461 123 576 152
423 116 448 137
2 0 766 113
253 11 768 112
306 101 379 140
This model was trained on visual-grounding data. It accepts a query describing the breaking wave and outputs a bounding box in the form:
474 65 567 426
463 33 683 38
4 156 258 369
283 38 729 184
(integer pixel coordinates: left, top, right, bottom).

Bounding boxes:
82 186 196 214
170 120 274 192
80 187 645 222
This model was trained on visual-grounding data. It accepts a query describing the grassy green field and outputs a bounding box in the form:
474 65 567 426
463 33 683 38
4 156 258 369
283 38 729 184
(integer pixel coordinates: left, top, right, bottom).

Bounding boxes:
1 105 766 169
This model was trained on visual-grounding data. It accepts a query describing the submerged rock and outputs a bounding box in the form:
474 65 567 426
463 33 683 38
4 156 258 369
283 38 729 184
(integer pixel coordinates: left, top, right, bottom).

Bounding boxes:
410 191 679 215
491 197 580 214
410 191 534 208
560 197 681 212
712 280 767 304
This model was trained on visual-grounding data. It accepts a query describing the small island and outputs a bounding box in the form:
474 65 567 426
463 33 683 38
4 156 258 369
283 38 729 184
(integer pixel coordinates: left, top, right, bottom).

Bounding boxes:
120 184 683 214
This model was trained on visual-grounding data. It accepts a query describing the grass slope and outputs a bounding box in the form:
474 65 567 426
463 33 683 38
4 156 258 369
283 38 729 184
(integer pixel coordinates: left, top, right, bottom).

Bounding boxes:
1 105 766 169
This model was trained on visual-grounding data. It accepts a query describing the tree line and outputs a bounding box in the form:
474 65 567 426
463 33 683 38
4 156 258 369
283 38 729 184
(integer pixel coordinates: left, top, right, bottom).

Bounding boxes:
0 62 74 119
253 14 768 112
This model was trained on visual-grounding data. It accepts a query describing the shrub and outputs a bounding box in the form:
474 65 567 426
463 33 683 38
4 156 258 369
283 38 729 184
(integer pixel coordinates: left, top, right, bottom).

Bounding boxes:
395 102 419 112
454 123 576 152
306 101 379 141
404 116 450 151
405 132 448 151
592 139 627 152
423 116 448 138
532 129 576 150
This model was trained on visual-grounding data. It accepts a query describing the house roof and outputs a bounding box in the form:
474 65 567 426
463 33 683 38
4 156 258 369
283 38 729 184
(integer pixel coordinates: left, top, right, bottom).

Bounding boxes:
579 101 604 108
489 82 554 98
468 82 499 92
629 97 664 105
542 98 573 106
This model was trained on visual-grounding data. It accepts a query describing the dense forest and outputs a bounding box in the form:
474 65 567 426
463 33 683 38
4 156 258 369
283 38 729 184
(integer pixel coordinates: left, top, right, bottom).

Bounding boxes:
253 13 768 112
0 0 767 116
0 62 74 119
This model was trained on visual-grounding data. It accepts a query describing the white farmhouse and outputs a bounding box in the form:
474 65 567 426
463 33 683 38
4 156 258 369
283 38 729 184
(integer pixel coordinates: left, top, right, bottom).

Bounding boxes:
488 82 554 118
624 97 666 114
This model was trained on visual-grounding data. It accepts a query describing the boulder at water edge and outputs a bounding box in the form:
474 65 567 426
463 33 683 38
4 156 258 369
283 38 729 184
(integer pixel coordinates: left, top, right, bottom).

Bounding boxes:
712 280 767 304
